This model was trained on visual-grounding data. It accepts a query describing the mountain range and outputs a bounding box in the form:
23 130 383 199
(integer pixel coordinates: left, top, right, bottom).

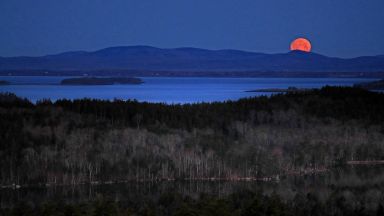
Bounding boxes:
0 46 384 73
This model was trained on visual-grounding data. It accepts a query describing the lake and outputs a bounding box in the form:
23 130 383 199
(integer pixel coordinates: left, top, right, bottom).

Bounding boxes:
0 76 378 103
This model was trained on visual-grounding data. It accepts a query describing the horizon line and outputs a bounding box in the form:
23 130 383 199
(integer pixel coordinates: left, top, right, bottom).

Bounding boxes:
1 45 382 60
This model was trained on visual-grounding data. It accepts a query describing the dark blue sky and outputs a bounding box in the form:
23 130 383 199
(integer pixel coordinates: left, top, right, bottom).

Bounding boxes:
1 0 383 57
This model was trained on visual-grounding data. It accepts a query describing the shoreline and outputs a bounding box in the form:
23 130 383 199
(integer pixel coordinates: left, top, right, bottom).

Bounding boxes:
2 72 384 78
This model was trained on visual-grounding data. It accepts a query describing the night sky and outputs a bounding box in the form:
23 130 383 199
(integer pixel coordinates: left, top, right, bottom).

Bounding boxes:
1 0 383 58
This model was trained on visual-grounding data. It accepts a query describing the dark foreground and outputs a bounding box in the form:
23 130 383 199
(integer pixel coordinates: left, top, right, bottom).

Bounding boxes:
1 87 384 215
2 164 384 216
3 188 383 216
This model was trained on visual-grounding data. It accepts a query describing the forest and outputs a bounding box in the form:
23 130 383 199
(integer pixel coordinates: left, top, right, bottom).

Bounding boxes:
1 86 384 186
1 86 384 215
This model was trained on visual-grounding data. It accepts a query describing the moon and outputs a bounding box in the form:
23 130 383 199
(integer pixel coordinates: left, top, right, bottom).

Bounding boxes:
290 38 311 52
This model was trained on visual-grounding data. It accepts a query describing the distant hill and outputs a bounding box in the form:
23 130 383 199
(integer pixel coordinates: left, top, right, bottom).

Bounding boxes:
0 46 384 72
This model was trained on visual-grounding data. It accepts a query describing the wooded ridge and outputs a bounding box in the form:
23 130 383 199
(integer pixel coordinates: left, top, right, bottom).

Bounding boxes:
1 87 384 186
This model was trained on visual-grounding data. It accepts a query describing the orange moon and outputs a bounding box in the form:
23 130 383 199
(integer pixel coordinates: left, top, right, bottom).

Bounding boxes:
290 38 311 52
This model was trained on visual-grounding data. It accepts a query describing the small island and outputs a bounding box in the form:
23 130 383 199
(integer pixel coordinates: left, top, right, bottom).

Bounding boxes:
0 80 10 85
246 87 312 93
354 79 384 90
61 77 144 85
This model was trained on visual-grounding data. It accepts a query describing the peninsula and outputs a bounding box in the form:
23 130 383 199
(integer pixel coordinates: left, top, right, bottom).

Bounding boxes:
0 80 10 85
246 87 312 93
354 79 384 90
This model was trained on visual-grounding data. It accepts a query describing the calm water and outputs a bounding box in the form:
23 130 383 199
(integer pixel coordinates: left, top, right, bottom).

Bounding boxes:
0 76 378 103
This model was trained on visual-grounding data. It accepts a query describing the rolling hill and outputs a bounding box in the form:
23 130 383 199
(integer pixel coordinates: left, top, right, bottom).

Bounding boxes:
0 46 384 73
